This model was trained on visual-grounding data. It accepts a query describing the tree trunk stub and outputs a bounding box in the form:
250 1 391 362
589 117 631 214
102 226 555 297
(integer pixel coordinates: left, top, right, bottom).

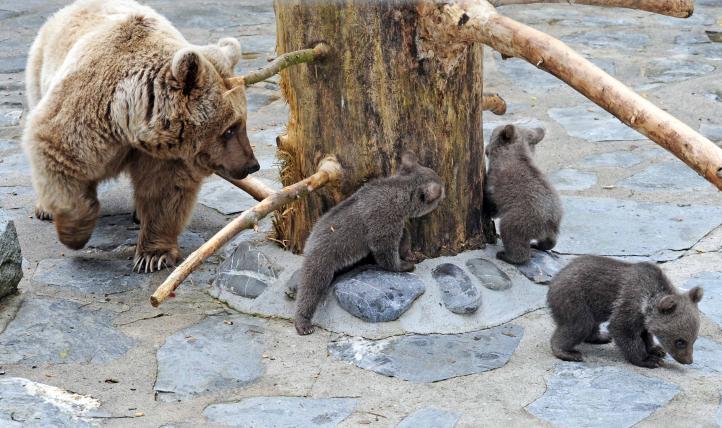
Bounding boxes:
274 0 495 257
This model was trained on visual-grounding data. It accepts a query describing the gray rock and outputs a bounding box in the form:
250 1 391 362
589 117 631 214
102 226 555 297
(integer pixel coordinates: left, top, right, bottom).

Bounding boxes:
515 250 565 284
32 258 152 295
701 123 722 142
561 31 649 50
328 324 523 383
432 263 482 314
465 258 511 291
618 161 713 192
0 210 22 298
397 408 460 428
550 169 597 191
0 377 101 428
644 58 715 84
526 362 679 428
556 197 722 256
690 337 722 374
548 105 646 142
154 316 265 402
333 266 425 322
0 298 134 364
204 397 357 428
685 272 722 329
580 151 643 168
213 242 280 299
198 178 257 215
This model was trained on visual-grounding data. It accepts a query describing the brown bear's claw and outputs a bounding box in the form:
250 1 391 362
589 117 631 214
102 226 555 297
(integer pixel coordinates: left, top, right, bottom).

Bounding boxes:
133 252 176 273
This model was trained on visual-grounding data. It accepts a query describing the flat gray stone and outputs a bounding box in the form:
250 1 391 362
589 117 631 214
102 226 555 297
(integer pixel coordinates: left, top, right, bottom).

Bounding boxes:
33 258 151 295
333 266 425 322
684 272 722 329
550 169 597 191
0 210 22 298
328 324 523 383
86 213 205 253
204 397 357 428
581 151 643 168
691 337 722 374
701 123 722 142
213 242 281 299
495 57 615 92
561 31 649 50
644 58 715 84
556 197 722 256
0 377 101 427
432 263 482 314
526 362 679 428
397 408 460 428
548 106 646 142
0 298 134 364
515 250 566 284
618 161 713 192
198 178 257 215
465 258 512 291
154 316 265 402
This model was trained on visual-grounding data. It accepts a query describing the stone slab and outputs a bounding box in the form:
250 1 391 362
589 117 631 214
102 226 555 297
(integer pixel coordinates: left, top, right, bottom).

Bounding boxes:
203 397 357 428
701 124 722 142
555 197 722 257
618 161 714 192
561 31 649 50
690 337 722 374
684 272 722 329
0 377 101 427
154 316 265 402
198 178 257 215
0 298 134 365
718 391 722 427
526 362 679 428
213 242 281 299
548 105 646 142
328 324 523 383
581 151 643 168
550 169 597 191
86 213 205 253
397 408 460 428
644 58 715 84
334 266 426 322
465 258 511 291
515 250 567 284
32 258 152 295
432 263 482 314
0 209 22 298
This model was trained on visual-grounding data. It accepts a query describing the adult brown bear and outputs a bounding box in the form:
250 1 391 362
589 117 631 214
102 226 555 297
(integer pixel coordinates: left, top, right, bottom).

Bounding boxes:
23 0 259 272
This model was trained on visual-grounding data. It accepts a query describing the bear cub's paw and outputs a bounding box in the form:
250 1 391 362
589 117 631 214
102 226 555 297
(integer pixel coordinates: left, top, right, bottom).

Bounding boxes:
294 317 315 335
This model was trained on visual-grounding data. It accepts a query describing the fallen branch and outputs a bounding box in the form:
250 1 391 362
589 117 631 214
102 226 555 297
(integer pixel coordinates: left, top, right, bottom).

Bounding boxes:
425 0 722 190
217 174 275 201
229 43 331 87
482 93 507 115
488 0 693 18
150 156 342 307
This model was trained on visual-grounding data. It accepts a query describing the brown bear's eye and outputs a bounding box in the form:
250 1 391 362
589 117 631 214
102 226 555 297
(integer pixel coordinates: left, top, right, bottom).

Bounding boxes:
675 339 687 349
222 125 238 141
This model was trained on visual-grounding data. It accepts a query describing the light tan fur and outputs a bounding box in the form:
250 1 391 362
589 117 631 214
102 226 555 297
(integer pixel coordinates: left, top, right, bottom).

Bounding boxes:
23 0 258 272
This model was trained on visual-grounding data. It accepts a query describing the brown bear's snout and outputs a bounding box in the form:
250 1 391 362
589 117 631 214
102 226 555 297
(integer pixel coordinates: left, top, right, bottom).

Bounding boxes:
222 158 260 180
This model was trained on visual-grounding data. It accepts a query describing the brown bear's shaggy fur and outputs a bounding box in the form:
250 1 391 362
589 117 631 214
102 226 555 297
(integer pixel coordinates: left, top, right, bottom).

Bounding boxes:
23 0 259 272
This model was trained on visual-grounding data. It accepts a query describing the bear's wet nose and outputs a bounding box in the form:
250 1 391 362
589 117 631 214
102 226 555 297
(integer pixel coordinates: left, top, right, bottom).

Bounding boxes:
247 160 260 174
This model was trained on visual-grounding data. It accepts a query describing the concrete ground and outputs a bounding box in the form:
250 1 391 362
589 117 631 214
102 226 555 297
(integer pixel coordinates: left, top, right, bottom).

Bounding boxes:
0 0 721 427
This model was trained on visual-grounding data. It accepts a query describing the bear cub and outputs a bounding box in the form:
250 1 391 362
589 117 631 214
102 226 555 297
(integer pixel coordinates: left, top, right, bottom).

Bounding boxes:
294 152 445 335
547 255 703 368
484 124 562 264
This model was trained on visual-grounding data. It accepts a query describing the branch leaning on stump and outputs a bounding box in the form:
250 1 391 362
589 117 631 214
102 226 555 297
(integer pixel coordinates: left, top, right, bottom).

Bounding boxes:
218 174 275 201
482 93 507 115
227 43 331 87
150 156 342 307
488 0 693 18
428 0 722 191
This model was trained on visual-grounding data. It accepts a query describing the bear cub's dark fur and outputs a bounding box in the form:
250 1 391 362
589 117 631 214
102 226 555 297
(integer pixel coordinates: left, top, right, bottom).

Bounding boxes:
548 255 703 368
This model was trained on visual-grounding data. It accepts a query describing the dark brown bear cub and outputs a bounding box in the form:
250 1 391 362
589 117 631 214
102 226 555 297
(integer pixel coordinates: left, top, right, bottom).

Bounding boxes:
294 152 445 335
484 124 562 265
547 255 703 368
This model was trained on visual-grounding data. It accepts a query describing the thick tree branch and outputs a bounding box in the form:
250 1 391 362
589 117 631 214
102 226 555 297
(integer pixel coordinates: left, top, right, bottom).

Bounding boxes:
482 93 507 115
488 0 693 18
238 43 331 86
150 157 342 307
217 174 274 201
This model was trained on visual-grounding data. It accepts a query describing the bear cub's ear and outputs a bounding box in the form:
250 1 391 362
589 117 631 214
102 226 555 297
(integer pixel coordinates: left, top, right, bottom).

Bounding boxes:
172 48 205 96
399 151 419 175
528 127 546 145
501 124 516 142
688 286 703 304
420 181 444 204
657 295 677 315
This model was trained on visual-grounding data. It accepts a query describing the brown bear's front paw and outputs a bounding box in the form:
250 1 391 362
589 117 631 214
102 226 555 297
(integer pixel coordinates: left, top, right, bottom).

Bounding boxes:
35 205 53 221
647 345 667 359
399 260 416 272
133 248 179 273
294 317 315 335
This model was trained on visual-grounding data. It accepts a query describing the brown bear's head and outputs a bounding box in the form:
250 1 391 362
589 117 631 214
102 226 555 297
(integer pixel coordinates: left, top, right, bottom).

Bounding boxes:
149 38 259 180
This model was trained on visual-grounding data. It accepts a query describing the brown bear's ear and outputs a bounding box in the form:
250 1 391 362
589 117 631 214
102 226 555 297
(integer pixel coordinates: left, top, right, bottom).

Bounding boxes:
657 295 677 315
688 286 704 304
528 127 546 145
399 151 419 175
218 38 242 68
501 124 515 141
172 48 205 96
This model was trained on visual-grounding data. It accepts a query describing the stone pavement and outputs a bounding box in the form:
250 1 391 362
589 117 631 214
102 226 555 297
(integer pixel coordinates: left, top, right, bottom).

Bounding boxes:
0 0 721 427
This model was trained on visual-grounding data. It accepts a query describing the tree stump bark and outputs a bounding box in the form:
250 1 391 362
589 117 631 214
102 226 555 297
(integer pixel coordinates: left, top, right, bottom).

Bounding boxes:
274 0 494 257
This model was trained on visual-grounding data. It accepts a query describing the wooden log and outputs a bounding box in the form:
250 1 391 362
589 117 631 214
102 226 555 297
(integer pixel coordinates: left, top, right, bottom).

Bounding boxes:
488 0 694 18
150 157 342 307
482 93 507 115
421 0 722 191
217 174 274 201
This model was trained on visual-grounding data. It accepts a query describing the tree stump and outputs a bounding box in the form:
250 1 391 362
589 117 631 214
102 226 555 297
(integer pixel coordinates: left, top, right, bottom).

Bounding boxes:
274 0 495 257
